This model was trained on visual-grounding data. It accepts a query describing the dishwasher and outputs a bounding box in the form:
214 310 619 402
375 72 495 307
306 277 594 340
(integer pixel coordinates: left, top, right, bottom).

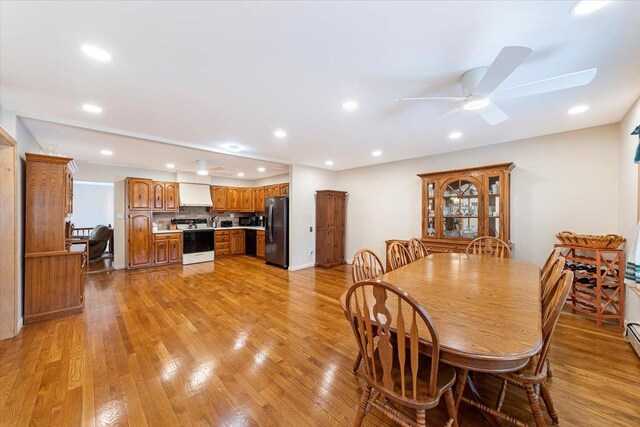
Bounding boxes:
245 229 257 256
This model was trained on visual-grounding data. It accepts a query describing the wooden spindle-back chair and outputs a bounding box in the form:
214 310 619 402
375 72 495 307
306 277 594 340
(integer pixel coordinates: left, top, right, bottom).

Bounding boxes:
541 248 561 280
465 236 511 258
387 242 412 271
408 238 429 262
345 280 458 427
485 270 574 427
541 256 565 307
352 249 385 284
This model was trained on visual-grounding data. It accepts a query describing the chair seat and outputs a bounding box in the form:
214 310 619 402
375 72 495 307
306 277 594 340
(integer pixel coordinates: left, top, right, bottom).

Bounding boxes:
499 355 548 384
358 349 456 409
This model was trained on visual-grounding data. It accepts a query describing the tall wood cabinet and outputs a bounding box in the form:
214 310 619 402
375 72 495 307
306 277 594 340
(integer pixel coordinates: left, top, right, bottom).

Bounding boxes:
24 153 84 324
126 178 154 268
315 190 347 268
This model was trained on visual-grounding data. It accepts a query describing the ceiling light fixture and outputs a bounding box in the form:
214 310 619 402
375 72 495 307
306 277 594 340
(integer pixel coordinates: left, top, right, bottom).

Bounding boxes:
274 129 287 138
571 1 611 15
225 145 241 152
342 100 359 111
80 44 112 62
237 172 245 177
196 160 209 176
463 98 490 111
166 163 175 169
568 104 589 115
449 132 463 140
257 167 266 172
100 149 112 156
371 150 382 157
325 160 334 166
82 104 103 114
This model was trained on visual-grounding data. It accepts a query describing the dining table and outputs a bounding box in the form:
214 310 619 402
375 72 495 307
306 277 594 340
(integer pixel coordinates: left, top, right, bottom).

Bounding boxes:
340 252 542 423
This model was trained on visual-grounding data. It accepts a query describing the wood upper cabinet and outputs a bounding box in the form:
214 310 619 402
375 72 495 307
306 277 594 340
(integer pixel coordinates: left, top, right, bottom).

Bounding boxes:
164 183 179 211
265 184 281 198
256 230 265 258
253 186 265 212
128 178 153 210
152 182 165 211
227 187 241 211
240 187 253 212
128 212 153 268
210 186 228 212
315 190 347 269
280 183 289 195
230 229 245 255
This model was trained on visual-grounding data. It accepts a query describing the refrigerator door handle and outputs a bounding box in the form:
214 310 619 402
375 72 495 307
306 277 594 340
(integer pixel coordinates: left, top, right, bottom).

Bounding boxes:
268 202 274 242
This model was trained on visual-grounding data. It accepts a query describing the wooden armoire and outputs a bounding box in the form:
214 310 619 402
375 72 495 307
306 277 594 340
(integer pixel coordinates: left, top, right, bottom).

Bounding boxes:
24 153 84 324
315 190 347 268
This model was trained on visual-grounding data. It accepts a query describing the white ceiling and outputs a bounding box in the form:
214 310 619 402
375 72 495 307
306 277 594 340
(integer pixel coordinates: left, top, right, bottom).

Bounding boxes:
2 1 640 171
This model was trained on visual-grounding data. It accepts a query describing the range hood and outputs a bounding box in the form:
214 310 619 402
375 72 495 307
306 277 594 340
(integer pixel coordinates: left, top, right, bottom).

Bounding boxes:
179 183 213 207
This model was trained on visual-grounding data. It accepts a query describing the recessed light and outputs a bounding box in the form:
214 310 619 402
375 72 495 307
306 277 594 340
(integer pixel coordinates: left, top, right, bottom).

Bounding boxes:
226 145 241 152
571 1 610 15
463 99 490 111
449 132 463 140
274 129 287 138
80 44 112 62
82 104 103 114
325 160 334 166
372 150 382 157
257 167 266 172
100 149 112 156
197 170 209 176
237 172 245 177
342 100 359 111
166 163 175 169
568 104 589 115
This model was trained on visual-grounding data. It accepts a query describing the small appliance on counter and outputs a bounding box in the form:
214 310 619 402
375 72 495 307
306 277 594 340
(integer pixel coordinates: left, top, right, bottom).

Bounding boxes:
258 215 265 227
238 217 252 226
220 220 233 228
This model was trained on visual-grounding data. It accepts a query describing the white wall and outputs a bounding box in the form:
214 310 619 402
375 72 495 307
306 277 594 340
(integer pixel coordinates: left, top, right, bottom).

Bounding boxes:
74 162 175 183
72 182 114 228
252 173 290 187
113 181 126 269
289 165 336 270
335 124 620 266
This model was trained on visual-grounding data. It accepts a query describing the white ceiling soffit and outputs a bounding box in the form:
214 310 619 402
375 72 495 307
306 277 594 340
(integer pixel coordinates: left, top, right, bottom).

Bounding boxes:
2 1 640 171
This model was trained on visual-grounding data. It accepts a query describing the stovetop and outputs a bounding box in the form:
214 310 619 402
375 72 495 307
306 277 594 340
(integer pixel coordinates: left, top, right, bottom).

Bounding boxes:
172 218 211 230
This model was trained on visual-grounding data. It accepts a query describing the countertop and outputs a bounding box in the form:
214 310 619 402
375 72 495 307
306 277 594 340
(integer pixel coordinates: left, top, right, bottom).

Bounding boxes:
153 226 265 234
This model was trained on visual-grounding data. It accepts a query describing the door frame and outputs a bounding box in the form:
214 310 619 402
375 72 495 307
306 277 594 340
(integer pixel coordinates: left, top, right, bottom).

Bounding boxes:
0 125 19 340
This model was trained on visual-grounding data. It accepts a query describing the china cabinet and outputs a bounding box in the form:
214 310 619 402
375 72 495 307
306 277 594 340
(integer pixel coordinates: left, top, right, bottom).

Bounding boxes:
418 163 514 253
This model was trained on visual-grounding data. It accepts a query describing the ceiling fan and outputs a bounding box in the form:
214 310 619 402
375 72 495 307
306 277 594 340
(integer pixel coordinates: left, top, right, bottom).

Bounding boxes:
397 46 597 126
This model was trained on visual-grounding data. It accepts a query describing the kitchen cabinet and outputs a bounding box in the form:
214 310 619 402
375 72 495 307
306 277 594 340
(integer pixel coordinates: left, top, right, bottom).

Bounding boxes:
153 233 182 265
210 186 227 212
227 187 241 211
280 183 289 195
152 182 180 212
214 230 230 256
316 190 347 268
154 238 168 265
230 229 245 255
128 212 153 268
241 187 254 212
257 230 265 258
64 168 74 216
253 186 265 212
152 182 165 211
265 184 281 198
127 178 153 211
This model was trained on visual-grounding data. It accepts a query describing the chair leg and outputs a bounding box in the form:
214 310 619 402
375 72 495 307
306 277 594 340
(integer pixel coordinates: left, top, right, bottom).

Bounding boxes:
353 385 371 427
525 384 547 427
416 409 426 427
353 353 362 373
496 379 508 411
453 369 468 411
444 388 459 427
540 382 559 424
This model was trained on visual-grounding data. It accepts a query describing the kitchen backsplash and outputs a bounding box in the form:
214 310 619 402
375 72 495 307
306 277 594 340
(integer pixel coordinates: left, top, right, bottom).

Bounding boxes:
153 206 256 229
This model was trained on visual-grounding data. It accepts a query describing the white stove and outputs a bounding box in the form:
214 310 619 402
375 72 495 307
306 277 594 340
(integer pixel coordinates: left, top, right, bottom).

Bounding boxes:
173 219 215 265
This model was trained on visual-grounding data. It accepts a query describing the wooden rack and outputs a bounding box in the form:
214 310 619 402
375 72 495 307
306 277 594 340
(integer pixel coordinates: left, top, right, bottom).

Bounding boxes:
556 244 625 327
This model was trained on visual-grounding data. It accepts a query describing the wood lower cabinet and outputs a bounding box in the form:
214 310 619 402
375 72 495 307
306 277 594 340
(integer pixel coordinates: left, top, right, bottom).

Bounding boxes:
231 229 246 255
316 190 347 268
210 186 227 212
240 188 253 212
257 230 265 258
128 177 153 210
227 188 241 211
214 230 230 256
153 233 182 265
127 212 153 268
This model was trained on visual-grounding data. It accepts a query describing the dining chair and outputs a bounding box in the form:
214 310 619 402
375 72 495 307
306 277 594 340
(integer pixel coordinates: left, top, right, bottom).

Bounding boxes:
387 241 412 271
482 270 574 427
408 238 429 261
541 248 561 280
541 256 565 308
345 280 459 427
465 236 511 258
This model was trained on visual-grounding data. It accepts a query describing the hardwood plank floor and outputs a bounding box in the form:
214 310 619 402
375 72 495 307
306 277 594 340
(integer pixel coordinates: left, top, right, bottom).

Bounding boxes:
1 256 638 426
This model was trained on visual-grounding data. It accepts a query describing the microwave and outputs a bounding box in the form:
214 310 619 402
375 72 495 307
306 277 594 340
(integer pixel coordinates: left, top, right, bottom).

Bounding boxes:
239 217 255 226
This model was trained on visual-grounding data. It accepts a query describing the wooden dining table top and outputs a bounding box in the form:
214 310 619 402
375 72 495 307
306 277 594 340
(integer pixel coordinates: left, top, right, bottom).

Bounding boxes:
340 253 542 373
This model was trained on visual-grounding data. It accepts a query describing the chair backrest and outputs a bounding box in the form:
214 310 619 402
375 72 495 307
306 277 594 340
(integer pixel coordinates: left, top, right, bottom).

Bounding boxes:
541 248 561 279
465 237 511 258
408 238 429 262
352 249 385 284
541 256 565 304
535 270 574 375
345 280 441 402
387 242 412 271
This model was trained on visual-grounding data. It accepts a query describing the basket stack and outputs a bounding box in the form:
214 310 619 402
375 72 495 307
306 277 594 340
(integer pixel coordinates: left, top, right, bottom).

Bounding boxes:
555 231 625 249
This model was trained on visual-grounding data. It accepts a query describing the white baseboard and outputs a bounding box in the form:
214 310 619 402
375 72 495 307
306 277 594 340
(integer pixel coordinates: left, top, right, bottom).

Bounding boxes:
17 317 23 333
114 263 126 270
345 259 353 265
288 263 316 271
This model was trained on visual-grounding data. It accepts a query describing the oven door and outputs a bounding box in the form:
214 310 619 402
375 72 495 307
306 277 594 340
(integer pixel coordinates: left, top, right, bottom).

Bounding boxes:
183 230 214 254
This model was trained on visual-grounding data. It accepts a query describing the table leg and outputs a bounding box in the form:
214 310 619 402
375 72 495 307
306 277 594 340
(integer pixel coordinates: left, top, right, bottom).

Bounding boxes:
463 374 502 427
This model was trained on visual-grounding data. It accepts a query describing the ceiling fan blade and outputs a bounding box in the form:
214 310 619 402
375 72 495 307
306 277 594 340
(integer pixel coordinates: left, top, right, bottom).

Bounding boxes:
493 68 597 100
477 103 509 126
396 97 467 102
474 46 533 96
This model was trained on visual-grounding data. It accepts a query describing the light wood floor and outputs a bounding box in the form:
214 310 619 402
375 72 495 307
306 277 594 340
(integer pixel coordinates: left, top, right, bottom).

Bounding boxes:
1 256 638 426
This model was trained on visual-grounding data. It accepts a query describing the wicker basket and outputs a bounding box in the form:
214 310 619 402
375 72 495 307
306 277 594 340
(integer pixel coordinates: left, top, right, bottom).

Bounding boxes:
555 231 625 249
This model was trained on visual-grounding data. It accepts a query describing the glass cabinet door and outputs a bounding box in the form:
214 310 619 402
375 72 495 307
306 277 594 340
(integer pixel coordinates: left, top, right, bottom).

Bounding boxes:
487 175 501 238
442 179 479 239
425 182 436 236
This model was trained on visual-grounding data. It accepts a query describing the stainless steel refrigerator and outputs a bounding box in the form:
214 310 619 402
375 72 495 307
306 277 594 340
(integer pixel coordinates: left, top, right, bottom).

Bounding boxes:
265 196 289 269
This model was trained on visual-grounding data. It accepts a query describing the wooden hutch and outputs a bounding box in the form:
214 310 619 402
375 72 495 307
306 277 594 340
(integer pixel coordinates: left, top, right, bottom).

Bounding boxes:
386 163 514 258
316 190 347 268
